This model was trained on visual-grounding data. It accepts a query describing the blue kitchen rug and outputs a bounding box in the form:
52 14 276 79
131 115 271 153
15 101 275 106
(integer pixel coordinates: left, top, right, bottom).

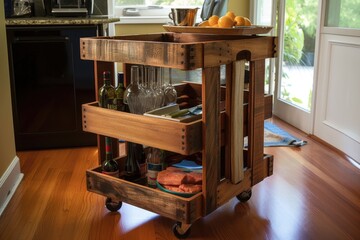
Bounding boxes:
263 121 307 147
244 121 307 147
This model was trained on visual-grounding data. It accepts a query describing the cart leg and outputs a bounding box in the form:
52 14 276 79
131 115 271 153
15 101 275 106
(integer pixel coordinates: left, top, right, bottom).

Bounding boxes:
172 221 191 239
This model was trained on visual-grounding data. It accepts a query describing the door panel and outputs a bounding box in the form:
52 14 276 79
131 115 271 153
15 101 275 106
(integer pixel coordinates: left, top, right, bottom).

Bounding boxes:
314 34 360 162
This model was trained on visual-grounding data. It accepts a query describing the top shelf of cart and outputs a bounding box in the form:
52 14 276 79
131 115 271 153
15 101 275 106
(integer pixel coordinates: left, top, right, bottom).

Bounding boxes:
80 33 277 70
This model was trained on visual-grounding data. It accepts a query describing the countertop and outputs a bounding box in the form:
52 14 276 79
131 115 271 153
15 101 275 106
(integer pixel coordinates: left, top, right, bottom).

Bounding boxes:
5 16 120 26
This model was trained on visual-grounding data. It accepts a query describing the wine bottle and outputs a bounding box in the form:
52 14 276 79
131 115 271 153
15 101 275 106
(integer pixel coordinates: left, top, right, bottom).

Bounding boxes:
124 142 142 181
115 72 126 111
146 147 164 188
98 71 116 109
101 137 119 178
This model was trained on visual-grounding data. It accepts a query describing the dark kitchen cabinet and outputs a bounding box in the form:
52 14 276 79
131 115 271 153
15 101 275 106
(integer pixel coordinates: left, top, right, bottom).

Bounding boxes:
6 25 98 150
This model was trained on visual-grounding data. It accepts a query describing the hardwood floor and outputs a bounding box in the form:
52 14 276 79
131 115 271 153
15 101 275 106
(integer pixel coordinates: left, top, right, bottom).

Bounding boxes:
0 118 359 240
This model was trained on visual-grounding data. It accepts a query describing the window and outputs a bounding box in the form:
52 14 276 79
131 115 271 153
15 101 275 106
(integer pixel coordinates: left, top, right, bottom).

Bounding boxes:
113 0 203 24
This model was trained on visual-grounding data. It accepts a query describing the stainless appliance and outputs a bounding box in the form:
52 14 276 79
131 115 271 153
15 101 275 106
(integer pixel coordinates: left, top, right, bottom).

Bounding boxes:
43 0 94 17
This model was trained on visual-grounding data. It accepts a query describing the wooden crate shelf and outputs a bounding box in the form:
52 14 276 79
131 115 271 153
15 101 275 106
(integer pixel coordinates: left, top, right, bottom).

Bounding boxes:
82 102 202 155
86 167 203 224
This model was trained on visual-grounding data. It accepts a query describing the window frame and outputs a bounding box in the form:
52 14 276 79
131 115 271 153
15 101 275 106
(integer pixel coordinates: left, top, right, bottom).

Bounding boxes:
112 2 203 24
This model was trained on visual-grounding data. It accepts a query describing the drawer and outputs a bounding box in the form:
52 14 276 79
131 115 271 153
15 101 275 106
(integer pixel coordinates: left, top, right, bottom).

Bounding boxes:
82 102 202 155
86 166 203 224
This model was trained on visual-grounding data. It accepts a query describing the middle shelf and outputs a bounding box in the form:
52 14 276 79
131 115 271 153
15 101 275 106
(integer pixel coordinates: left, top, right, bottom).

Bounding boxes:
82 82 272 156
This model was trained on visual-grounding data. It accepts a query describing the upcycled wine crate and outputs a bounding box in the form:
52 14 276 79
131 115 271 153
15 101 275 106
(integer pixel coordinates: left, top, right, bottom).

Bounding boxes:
81 32 277 237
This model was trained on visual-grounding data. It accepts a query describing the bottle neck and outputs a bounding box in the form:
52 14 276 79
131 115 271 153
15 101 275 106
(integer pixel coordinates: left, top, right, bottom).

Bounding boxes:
130 66 140 85
104 79 111 86
105 137 113 161
118 72 124 88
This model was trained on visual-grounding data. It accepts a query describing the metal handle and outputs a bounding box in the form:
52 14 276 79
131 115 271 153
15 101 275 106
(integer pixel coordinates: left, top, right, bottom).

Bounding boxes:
14 36 69 43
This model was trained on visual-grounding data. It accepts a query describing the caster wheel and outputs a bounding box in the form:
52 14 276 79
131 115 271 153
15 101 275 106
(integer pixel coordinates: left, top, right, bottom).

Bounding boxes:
172 222 191 239
236 189 252 202
105 197 122 212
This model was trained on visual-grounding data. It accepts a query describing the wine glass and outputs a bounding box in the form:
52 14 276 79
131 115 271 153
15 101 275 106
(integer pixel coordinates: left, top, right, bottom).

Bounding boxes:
124 65 143 114
164 68 177 105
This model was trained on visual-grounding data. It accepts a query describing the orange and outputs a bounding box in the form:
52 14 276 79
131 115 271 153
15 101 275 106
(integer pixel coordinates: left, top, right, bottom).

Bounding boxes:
244 17 252 26
218 15 234 28
208 15 219 26
198 20 210 27
234 16 245 26
225 11 236 21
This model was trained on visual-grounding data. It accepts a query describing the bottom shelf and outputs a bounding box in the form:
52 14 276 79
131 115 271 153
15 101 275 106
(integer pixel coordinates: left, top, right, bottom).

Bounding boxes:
86 167 203 224
86 154 274 224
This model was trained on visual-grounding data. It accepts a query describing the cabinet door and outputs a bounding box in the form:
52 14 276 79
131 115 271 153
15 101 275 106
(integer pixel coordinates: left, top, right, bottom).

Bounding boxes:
8 26 97 150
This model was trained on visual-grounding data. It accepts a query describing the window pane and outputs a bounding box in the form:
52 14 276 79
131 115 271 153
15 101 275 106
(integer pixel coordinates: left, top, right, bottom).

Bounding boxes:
325 0 360 29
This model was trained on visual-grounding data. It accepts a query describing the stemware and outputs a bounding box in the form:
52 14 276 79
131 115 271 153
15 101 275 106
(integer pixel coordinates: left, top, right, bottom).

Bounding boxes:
163 68 177 105
124 65 143 114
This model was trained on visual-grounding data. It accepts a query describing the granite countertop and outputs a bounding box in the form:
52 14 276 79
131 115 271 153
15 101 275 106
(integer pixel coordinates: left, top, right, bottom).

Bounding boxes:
5 16 120 26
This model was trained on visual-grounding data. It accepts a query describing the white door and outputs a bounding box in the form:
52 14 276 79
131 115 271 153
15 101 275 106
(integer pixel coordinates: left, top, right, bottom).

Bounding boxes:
252 0 319 133
314 0 360 163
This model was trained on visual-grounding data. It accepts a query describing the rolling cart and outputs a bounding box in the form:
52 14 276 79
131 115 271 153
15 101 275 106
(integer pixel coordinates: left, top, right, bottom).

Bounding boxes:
81 31 277 238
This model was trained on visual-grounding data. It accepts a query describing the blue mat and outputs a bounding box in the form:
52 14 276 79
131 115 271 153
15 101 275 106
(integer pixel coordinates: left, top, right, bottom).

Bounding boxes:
263 121 306 147
244 122 306 147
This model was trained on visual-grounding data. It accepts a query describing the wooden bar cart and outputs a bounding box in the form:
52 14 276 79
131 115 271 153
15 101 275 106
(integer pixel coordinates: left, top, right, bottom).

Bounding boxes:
81 32 277 238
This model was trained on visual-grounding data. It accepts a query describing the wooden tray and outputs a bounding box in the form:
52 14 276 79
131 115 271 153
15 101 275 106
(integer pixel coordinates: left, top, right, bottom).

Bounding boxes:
163 25 273 35
82 102 202 155
86 166 203 223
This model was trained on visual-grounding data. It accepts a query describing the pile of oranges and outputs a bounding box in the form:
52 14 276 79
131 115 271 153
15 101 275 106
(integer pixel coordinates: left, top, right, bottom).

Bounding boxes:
198 11 252 28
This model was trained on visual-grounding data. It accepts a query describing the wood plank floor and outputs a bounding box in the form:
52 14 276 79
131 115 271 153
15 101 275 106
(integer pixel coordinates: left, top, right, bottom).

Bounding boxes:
0 118 359 240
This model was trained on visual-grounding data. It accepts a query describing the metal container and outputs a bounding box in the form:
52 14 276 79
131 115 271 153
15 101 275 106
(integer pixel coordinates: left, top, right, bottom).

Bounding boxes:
169 8 199 26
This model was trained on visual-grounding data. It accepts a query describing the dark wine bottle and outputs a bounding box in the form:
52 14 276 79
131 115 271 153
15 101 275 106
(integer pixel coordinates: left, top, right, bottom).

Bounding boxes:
101 137 119 178
124 142 142 181
115 72 126 111
98 71 116 109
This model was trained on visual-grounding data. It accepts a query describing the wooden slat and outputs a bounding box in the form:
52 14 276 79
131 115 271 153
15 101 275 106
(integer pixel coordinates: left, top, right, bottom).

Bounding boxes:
230 60 245 184
82 103 202 155
86 168 203 224
81 37 203 70
204 37 277 67
248 60 266 185
202 66 221 214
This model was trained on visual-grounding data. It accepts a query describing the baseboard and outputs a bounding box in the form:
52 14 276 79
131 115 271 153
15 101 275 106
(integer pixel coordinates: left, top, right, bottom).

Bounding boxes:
0 156 24 216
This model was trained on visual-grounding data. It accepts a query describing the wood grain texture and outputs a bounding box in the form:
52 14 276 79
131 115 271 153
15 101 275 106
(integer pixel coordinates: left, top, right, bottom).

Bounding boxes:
82 102 202 155
230 60 245 184
86 168 203 224
247 60 266 185
81 36 203 70
1 117 359 240
81 35 276 70
202 66 221 214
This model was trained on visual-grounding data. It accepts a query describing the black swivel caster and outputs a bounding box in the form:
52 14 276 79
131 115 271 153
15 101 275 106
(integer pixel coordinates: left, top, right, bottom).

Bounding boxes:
105 197 122 212
172 221 191 239
236 189 252 202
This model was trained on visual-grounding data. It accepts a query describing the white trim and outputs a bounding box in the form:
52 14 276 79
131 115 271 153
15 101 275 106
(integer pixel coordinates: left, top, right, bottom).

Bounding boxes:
112 5 202 25
322 27 360 37
115 16 172 24
0 156 24 216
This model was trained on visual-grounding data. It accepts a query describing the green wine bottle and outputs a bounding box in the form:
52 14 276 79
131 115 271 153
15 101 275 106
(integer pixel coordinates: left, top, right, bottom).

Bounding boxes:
115 72 126 111
124 142 142 181
101 137 119 178
99 71 116 109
